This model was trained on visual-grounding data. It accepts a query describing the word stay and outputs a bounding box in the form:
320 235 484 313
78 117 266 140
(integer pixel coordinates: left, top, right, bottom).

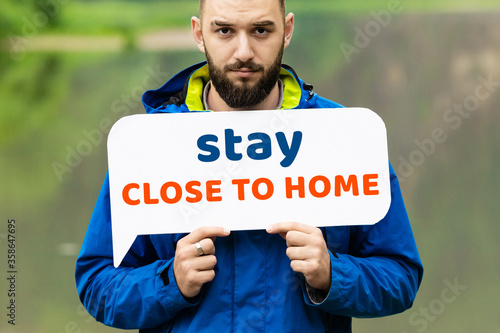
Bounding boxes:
197 129 302 167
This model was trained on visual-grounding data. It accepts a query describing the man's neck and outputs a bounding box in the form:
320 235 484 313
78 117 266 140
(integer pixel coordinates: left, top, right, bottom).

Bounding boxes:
207 82 281 112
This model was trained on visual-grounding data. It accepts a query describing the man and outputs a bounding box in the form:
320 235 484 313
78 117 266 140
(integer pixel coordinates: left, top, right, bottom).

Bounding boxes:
75 0 423 332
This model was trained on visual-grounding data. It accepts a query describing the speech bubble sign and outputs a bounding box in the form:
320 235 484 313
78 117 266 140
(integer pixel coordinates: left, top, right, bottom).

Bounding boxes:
108 108 391 267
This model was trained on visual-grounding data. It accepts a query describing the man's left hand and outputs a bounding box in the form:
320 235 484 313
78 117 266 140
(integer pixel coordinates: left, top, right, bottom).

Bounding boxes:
267 222 331 291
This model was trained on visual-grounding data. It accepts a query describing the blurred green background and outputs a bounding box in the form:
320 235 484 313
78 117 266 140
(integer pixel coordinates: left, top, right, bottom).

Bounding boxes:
1 0 499 332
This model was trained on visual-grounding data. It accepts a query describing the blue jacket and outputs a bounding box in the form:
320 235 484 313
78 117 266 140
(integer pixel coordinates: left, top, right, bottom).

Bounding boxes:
75 62 423 332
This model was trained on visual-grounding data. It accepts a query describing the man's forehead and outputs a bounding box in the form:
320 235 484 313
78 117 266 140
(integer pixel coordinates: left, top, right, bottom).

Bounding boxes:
202 0 282 21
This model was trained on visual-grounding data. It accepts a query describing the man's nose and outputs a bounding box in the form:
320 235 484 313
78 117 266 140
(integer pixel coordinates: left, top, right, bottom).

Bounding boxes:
234 34 255 62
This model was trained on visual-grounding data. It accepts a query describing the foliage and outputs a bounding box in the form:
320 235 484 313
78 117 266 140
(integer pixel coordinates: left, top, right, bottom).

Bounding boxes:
1 0 500 37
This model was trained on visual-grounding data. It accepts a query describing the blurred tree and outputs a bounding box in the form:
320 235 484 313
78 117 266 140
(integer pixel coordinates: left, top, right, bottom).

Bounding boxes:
35 0 62 29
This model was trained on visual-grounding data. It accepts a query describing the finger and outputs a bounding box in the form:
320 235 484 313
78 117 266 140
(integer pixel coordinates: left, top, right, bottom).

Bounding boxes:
285 230 311 247
196 269 216 284
193 238 216 256
290 259 319 276
285 246 311 261
193 255 217 271
266 222 316 235
183 226 231 244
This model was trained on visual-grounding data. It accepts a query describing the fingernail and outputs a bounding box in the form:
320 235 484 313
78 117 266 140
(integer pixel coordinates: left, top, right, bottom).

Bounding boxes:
266 225 273 232
223 228 230 234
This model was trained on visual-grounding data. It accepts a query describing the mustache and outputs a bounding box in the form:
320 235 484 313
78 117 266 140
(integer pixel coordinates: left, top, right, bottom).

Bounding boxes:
224 60 264 72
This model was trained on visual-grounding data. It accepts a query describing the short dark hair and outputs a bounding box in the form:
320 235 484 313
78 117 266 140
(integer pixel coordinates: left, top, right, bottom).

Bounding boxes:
199 0 285 18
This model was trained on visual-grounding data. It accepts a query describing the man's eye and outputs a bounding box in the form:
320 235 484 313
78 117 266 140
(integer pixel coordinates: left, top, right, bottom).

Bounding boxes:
254 28 269 36
217 28 232 35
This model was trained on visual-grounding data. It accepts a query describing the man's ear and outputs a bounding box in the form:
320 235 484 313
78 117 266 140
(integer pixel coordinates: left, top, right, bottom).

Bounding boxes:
191 16 205 53
283 13 294 50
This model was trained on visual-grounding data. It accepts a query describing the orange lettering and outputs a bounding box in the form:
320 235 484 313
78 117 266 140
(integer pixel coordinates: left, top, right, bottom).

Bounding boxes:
160 182 182 204
186 181 202 203
122 183 140 205
252 178 274 200
309 175 331 198
206 180 222 202
363 174 379 195
232 179 250 200
143 183 159 204
285 177 305 199
334 175 359 196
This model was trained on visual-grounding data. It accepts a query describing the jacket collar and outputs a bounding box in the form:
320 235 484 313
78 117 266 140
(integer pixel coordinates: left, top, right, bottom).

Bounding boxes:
142 61 312 114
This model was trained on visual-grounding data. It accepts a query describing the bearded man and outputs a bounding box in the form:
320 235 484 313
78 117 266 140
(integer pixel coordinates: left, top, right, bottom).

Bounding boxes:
76 0 423 332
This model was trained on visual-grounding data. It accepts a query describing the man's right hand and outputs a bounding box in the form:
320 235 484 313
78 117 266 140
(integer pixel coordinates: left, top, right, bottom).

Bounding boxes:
173 226 231 299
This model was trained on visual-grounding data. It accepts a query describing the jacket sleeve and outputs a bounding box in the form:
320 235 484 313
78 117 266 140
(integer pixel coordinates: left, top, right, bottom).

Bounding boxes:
75 173 196 329
302 163 423 317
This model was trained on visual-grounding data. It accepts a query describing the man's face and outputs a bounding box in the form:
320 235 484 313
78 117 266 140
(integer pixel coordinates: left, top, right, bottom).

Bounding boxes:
193 0 293 109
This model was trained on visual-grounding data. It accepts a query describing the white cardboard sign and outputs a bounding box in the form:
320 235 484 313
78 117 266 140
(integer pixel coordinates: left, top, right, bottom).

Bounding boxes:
108 108 391 267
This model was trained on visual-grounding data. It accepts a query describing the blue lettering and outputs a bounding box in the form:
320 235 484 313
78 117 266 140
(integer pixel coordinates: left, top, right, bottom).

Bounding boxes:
247 132 272 160
197 134 220 162
276 131 302 167
225 129 243 161
197 130 303 167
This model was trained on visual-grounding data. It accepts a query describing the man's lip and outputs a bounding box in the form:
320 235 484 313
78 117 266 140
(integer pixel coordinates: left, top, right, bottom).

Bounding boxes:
231 68 259 77
234 68 255 72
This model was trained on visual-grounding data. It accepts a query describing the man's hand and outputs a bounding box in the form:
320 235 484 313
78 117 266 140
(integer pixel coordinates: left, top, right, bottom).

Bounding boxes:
267 222 331 291
173 226 230 299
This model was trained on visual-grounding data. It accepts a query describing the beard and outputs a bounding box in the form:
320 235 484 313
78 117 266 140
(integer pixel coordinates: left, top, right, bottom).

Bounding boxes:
205 44 284 109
